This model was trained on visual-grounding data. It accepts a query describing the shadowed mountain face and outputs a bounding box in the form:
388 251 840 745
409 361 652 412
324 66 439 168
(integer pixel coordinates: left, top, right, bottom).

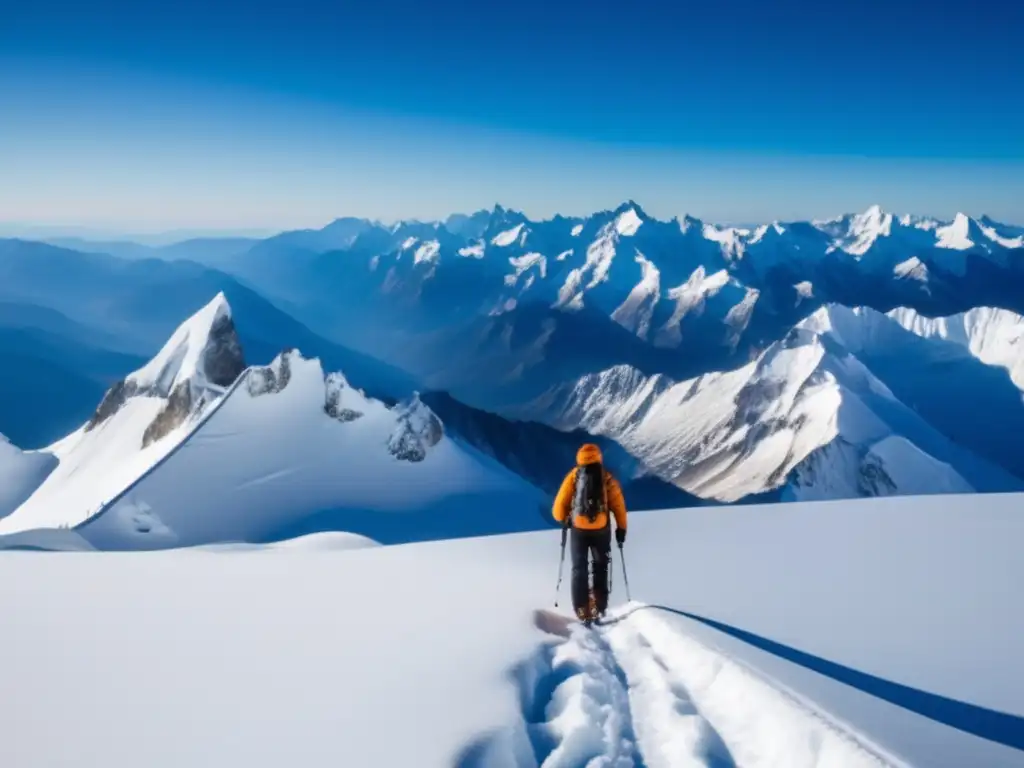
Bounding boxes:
421 391 705 510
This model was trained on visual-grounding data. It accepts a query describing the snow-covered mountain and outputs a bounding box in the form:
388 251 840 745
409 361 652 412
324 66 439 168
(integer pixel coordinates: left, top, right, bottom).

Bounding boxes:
3 202 1024 527
888 305 1024 392
0 294 247 533
191 203 1022 428
73 349 545 550
513 305 1019 502
86 291 244 447
0 295 546 547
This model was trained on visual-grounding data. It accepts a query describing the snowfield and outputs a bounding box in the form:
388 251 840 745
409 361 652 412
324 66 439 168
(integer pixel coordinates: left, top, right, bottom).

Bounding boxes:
3 493 1022 767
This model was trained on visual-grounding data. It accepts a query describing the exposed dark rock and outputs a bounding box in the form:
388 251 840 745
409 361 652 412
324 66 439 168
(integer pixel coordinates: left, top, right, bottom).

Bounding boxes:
326 404 363 423
858 452 898 496
247 353 293 397
387 428 430 462
202 314 246 387
142 381 195 448
324 372 364 423
83 307 245 435
387 395 443 462
85 379 140 431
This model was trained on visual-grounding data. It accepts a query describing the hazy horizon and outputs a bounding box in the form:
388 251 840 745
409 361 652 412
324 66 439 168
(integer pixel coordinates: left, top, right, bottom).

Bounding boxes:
4 199 1024 246
2 198 1024 245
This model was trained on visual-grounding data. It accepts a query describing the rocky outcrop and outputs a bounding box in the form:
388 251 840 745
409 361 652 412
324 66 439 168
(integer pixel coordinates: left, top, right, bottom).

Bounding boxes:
247 350 294 397
141 381 209 449
387 395 443 462
324 373 364 423
202 314 246 387
85 379 141 431
84 295 246 441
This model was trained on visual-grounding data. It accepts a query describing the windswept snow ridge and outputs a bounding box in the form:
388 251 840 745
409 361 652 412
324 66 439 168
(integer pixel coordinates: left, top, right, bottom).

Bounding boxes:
611 252 660 339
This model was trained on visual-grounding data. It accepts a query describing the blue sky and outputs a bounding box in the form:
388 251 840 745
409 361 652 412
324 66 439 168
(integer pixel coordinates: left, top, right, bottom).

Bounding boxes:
2 0 1022 231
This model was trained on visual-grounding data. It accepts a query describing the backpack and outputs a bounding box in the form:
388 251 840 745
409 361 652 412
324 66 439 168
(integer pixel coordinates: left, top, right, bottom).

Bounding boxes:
572 462 607 524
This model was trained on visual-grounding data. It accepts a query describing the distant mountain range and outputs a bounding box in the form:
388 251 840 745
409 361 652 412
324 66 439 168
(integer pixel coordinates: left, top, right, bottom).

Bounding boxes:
1 202 1022 548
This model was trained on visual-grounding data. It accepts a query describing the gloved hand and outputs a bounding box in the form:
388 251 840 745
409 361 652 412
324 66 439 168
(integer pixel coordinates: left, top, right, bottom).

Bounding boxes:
615 527 626 545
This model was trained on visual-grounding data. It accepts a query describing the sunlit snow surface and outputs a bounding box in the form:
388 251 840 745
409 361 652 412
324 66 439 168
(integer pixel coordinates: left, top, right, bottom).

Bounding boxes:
2 494 1022 767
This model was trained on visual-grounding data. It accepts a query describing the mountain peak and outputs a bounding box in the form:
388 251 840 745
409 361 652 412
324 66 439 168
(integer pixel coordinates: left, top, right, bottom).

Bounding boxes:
486 203 527 228
128 293 243 394
84 292 246 442
678 213 704 234
851 204 891 228
613 199 647 217
936 212 980 250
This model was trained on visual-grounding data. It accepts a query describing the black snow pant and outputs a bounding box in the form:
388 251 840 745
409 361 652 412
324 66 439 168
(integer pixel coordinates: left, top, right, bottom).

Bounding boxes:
571 526 612 616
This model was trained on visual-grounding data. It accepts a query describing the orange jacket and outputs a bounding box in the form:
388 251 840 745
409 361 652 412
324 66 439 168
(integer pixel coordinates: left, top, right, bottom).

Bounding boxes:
552 444 627 531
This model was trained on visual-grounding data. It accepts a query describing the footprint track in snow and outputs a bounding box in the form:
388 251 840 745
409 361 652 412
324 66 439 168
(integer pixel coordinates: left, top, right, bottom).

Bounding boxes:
458 605 893 768
457 611 644 768
603 615 736 768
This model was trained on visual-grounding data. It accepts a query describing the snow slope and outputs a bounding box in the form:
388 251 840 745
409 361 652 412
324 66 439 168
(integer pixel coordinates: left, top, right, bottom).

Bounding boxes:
2 492 1022 767
0 293 246 534
888 306 1024 392
28 349 544 549
0 434 57 519
0 397 192 532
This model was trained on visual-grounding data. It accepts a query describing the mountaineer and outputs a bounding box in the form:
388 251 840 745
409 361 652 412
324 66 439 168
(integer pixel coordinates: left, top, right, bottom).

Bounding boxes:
552 443 627 623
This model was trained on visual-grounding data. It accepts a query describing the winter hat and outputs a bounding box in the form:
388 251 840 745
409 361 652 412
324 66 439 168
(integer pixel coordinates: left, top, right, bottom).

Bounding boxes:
576 443 602 465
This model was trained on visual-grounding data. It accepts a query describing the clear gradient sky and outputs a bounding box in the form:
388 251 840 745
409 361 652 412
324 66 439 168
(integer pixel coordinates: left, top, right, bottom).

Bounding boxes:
2 0 1022 232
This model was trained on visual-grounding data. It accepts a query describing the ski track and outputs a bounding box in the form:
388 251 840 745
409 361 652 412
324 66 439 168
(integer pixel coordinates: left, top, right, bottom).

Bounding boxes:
479 604 896 768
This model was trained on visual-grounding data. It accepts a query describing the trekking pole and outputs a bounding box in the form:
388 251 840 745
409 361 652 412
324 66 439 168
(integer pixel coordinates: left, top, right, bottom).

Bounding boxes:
554 516 570 607
608 547 613 595
618 542 632 602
